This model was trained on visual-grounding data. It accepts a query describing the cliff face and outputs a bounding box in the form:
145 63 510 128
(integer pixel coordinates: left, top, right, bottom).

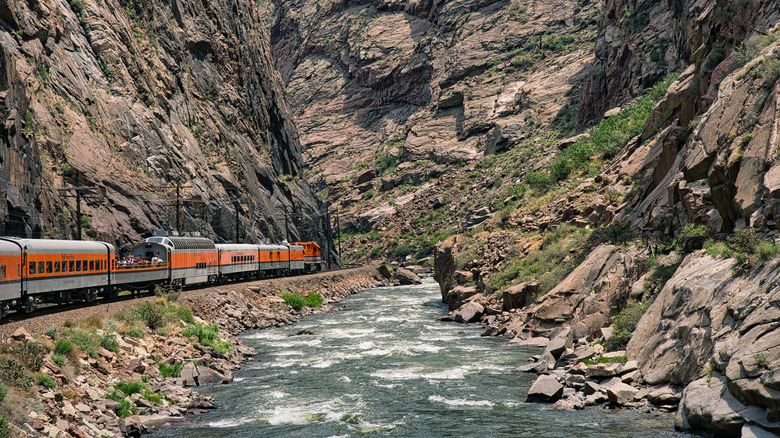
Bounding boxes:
0 0 330 252
268 0 600 226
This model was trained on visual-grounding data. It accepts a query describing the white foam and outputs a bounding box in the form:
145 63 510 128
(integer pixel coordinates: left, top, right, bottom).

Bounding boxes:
269 391 287 399
429 395 493 407
205 417 252 428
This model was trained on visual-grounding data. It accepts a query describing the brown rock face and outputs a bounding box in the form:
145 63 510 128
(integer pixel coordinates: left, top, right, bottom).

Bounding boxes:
268 0 601 225
0 0 331 251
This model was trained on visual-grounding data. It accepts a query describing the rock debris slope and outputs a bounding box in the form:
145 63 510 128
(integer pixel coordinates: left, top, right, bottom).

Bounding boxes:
0 0 331 250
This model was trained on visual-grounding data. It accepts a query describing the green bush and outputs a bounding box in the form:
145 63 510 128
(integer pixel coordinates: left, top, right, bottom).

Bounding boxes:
106 390 136 417
0 381 7 403
0 415 10 438
51 354 66 366
38 374 57 389
45 326 58 340
66 328 100 358
727 229 760 254
156 362 183 378
304 293 324 309
9 341 47 371
115 380 146 396
134 301 168 329
605 300 651 351
282 292 306 311
182 323 231 355
100 332 120 353
680 223 707 239
127 328 145 339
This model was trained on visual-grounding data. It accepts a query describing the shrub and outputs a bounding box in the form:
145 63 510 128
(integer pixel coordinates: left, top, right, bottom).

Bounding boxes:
154 284 180 302
51 354 66 366
45 326 58 340
115 380 146 396
134 301 168 329
0 416 10 438
66 328 99 358
157 362 183 378
127 328 145 338
0 359 33 388
9 341 47 371
583 355 628 365
106 390 136 417
605 300 651 351
282 292 306 311
727 229 760 254
100 332 120 353
182 323 231 355
171 305 195 324
304 293 324 309
38 374 57 389
758 241 778 260
680 223 707 238
0 381 7 403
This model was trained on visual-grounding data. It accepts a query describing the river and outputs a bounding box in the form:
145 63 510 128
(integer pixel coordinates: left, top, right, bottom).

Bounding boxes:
152 279 686 437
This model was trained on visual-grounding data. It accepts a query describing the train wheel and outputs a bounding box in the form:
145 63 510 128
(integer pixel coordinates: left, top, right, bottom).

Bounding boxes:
85 290 97 303
23 296 36 313
60 291 71 305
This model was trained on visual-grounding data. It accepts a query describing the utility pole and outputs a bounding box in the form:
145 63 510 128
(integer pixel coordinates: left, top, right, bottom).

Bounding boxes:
325 208 332 270
58 178 99 240
283 205 289 241
175 183 181 234
235 204 240 243
335 208 341 262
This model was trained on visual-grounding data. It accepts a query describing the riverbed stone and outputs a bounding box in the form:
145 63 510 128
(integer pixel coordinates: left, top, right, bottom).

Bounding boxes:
607 382 639 405
452 302 484 323
526 375 564 403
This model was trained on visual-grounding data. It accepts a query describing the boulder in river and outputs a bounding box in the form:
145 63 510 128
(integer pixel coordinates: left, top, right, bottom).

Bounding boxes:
526 375 564 403
452 302 484 323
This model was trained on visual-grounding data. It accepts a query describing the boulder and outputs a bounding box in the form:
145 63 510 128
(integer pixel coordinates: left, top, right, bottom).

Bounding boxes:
506 336 550 348
584 363 622 378
123 414 191 436
647 385 682 406
454 270 473 284
11 328 33 342
180 363 198 387
394 268 422 285
502 282 539 310
545 326 573 360
526 375 564 403
195 366 233 386
451 302 484 323
742 424 778 438
676 374 727 433
607 382 639 405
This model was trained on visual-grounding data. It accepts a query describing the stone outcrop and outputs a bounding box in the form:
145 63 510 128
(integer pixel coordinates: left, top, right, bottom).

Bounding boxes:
0 0 332 251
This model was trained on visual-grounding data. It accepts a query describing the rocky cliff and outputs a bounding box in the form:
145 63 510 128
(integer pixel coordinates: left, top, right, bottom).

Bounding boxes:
0 0 331 252
267 0 600 235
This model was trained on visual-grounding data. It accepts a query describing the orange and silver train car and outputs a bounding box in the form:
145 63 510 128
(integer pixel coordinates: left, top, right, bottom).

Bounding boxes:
0 238 114 315
290 241 323 272
129 235 218 286
215 243 261 280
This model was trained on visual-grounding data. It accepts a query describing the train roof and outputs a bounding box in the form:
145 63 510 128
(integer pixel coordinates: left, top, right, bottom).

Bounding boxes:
215 243 262 252
144 236 216 250
257 244 289 251
0 238 114 253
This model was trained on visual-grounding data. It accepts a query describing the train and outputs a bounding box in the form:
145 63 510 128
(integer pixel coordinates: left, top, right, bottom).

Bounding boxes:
0 231 323 319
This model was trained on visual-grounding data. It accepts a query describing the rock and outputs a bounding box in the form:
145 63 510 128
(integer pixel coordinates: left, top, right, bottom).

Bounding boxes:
11 328 33 342
180 363 198 387
394 268 422 285
545 326 573 361
607 382 639 405
506 336 550 348
676 374 727 434
195 366 233 386
584 363 622 378
552 395 584 410
647 385 681 406
292 329 314 336
502 282 540 311
452 302 484 324
123 414 191 436
582 380 602 396
526 375 564 403
741 424 778 438
454 270 473 284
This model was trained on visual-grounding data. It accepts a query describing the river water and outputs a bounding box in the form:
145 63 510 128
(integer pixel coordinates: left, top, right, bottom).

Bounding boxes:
153 279 686 437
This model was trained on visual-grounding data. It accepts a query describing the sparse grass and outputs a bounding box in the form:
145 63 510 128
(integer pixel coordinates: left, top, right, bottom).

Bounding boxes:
157 362 183 378
37 374 56 389
583 355 628 365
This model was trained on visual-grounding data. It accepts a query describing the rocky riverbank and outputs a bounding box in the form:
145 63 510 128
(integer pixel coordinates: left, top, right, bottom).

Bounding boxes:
0 265 422 437
434 242 780 437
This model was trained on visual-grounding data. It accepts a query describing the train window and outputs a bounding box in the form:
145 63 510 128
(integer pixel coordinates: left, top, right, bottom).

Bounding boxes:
38 261 45 274
62 262 67 273
29 261 35 275
1 265 5 280
76 260 81 272
54 261 61 273
89 260 95 271
69 260 75 272
46 261 52 274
